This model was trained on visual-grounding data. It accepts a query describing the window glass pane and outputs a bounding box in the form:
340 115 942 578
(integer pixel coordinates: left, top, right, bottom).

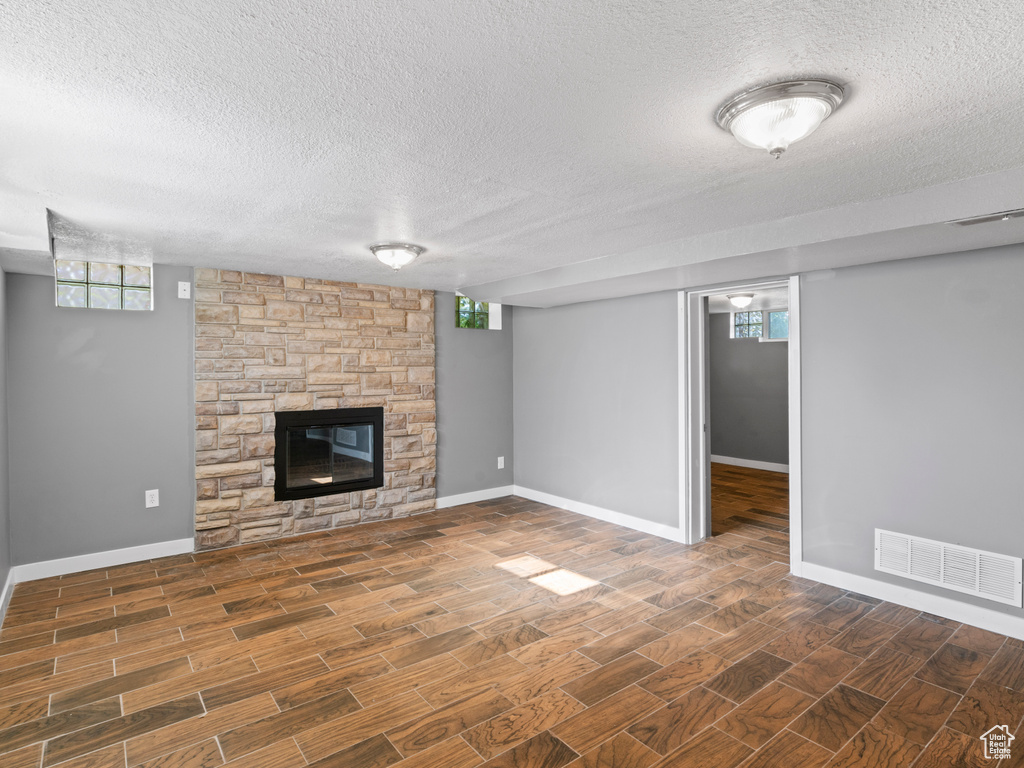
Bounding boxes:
749 311 762 323
458 312 474 328
89 285 121 309
89 262 122 285
734 313 745 337
55 260 87 282
769 311 789 339
475 301 488 313
123 265 151 286
55 260 154 311
458 296 474 312
57 283 87 307
475 313 488 329
749 324 763 337
123 288 152 311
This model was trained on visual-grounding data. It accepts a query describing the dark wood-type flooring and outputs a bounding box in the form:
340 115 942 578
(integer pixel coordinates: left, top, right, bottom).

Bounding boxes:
2 488 1021 767
711 462 789 538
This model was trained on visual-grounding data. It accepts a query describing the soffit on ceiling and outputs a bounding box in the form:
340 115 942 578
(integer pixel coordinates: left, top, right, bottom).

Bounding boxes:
2 1 1024 301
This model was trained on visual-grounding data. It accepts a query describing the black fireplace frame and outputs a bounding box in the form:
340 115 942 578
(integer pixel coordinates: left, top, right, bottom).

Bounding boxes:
274 407 385 501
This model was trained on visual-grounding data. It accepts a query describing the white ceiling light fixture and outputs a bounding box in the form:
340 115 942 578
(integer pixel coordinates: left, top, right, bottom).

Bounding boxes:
728 293 754 308
716 80 845 159
369 242 425 271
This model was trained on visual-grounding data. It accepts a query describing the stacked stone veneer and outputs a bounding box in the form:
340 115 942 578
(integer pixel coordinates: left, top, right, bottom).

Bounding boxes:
193 268 436 550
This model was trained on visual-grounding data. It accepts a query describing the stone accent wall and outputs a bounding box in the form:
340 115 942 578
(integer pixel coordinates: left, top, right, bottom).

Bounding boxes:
193 269 436 550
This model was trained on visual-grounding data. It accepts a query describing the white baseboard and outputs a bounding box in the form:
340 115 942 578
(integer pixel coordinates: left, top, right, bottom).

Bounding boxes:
711 455 789 474
8 538 195 585
435 486 515 509
0 568 14 627
801 561 1024 641
508 487 1019 639
513 485 688 545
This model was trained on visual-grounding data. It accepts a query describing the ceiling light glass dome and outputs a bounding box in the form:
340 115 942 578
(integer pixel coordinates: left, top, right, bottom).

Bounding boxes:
369 242 424 271
716 80 844 159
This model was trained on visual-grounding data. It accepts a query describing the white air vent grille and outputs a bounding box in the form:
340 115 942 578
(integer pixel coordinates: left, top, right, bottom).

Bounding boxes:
875 529 1022 607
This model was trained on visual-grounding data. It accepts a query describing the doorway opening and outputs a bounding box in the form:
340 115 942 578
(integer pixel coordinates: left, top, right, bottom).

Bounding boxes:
677 276 802 573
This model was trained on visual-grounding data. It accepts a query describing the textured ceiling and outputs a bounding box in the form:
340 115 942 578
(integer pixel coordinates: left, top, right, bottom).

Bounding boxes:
3 1 1024 304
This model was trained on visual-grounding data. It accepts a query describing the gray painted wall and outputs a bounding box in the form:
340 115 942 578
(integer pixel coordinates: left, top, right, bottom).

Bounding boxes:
514 291 678 526
708 312 788 465
802 244 1024 616
7 266 195 564
435 292 514 498
0 270 10 591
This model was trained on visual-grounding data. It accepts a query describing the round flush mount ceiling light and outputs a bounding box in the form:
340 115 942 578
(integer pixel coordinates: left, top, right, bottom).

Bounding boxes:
716 80 845 159
369 242 425 271
728 294 754 308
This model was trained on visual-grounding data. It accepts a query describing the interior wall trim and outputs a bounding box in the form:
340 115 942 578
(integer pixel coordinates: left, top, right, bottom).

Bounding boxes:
801 561 1024 640
679 277 798 549
0 570 14 628
435 486 516 509
513 485 688 545
710 455 790 474
7 538 195 585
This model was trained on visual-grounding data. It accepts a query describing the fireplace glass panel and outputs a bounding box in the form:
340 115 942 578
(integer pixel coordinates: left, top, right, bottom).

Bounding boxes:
285 424 375 490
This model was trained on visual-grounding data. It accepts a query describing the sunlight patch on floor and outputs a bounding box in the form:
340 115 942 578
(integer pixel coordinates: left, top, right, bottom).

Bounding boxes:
496 555 599 595
496 555 555 578
528 568 600 596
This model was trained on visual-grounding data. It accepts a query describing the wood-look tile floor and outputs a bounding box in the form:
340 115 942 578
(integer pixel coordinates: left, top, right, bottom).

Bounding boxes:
2 493 1021 768
711 463 789 538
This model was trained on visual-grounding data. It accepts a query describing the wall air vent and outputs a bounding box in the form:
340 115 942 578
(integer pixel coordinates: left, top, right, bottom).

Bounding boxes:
948 208 1024 226
875 530 1022 607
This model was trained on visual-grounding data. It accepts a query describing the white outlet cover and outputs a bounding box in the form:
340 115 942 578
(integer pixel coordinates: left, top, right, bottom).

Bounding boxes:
497 456 504 469
177 281 191 299
145 489 160 508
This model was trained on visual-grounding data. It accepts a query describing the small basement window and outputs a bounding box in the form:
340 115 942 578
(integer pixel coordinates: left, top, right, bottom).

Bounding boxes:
456 293 502 330
732 310 788 340
733 310 763 338
766 310 789 340
55 260 153 310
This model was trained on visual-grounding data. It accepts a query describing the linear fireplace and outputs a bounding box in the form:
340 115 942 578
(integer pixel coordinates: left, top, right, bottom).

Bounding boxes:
274 407 385 501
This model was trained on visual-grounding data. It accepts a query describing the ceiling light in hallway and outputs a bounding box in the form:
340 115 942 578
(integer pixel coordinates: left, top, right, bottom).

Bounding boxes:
728 294 754 308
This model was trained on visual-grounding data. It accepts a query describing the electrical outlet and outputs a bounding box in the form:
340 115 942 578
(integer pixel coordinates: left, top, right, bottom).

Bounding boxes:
497 456 504 469
177 281 191 299
145 489 159 508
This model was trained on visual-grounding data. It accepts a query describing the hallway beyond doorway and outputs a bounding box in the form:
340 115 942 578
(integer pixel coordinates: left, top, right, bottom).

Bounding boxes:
711 462 789 541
